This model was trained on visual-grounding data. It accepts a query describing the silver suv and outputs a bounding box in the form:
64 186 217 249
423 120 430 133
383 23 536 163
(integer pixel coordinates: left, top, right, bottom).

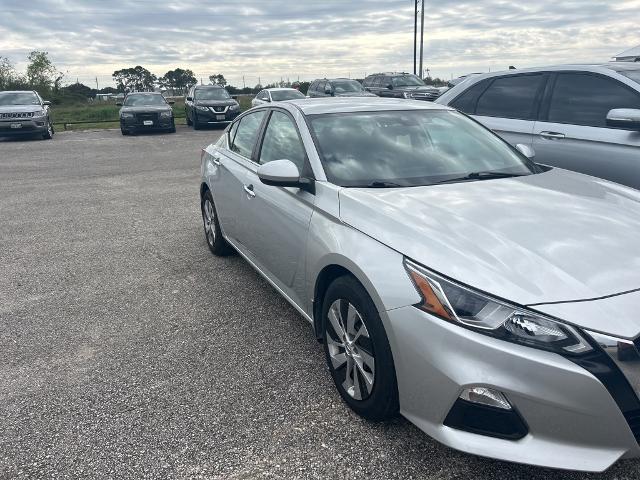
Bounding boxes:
436 64 640 189
0 90 54 140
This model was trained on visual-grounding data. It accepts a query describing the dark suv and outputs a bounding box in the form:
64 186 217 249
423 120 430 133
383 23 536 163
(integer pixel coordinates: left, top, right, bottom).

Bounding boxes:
0 90 53 140
363 73 440 101
118 92 176 135
185 85 240 129
307 78 375 98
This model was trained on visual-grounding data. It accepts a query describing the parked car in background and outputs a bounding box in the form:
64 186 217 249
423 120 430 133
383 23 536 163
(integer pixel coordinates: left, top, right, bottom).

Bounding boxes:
436 63 640 189
118 92 175 135
252 88 306 107
363 73 441 101
185 85 240 129
200 97 640 472
307 78 375 98
0 90 53 140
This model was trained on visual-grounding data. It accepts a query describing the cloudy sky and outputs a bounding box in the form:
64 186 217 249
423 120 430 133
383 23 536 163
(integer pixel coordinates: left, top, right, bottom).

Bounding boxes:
1 0 639 88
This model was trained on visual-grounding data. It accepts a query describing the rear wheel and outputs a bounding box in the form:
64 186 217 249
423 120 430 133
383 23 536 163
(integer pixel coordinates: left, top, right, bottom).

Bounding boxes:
322 276 399 421
201 191 233 256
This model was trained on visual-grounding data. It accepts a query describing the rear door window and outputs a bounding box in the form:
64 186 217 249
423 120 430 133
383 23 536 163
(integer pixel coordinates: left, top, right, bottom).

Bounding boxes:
475 74 547 120
230 110 267 159
547 73 640 128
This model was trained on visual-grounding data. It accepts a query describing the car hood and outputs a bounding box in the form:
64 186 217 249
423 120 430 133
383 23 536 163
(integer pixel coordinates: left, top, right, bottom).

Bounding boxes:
120 105 172 113
0 105 43 114
336 92 377 97
338 168 640 335
195 99 238 107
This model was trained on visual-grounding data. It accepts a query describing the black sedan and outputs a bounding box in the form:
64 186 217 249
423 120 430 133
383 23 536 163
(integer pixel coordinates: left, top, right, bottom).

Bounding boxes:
118 93 176 135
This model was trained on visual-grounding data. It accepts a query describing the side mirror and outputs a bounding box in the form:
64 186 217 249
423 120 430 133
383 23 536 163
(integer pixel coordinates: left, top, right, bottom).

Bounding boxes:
257 159 302 188
516 144 535 159
386 84 393 90
42 100 51 106
606 108 640 131
186 96 193 101
265 97 271 102
116 102 123 106
324 86 333 95
168 100 175 105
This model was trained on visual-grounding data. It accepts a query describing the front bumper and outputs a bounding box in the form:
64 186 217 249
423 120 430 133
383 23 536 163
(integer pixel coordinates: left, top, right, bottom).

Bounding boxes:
193 106 240 125
406 92 440 101
385 305 640 472
121 115 174 133
0 119 47 136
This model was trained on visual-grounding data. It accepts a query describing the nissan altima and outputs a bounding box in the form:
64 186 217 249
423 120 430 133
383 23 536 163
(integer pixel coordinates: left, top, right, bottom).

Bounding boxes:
199 98 640 472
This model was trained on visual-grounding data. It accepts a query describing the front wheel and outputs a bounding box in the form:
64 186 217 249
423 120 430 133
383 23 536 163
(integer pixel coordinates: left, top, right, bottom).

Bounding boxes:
42 119 53 139
322 276 399 421
201 191 233 256
186 112 192 126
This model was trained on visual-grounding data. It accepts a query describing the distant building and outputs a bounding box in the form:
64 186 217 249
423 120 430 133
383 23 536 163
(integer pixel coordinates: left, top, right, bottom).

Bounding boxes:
614 45 640 62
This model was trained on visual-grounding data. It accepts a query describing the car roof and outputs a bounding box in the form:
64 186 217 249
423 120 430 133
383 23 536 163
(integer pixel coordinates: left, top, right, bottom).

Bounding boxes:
195 85 224 89
0 90 36 94
264 87 300 91
455 63 640 79
126 91 162 95
286 97 452 115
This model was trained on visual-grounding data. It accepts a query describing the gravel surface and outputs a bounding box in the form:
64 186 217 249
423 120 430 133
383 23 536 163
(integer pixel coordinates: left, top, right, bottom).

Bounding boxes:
1 127 639 479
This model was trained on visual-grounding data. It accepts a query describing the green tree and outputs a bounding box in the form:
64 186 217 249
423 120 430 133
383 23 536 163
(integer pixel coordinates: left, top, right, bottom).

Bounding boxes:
26 51 60 91
0 57 19 89
64 82 95 97
159 68 197 94
208 74 227 86
112 66 156 92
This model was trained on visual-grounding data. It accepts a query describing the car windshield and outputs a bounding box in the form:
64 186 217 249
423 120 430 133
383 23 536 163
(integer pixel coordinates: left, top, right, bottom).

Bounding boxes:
309 110 536 187
270 89 305 101
392 75 425 87
332 80 365 93
124 94 167 106
196 88 231 100
0 92 40 106
616 69 640 86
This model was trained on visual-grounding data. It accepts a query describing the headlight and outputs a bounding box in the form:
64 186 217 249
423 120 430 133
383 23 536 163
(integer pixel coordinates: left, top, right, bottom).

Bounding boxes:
404 259 593 355
159 111 172 118
229 104 240 111
121 112 134 119
195 105 209 111
402 92 412 99
32 109 46 117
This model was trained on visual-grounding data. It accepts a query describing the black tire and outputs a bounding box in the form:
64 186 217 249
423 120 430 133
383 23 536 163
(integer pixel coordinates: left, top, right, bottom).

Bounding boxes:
322 276 399 421
42 119 53 140
201 190 233 256
121 128 129 136
193 119 202 130
186 112 192 126
169 121 176 133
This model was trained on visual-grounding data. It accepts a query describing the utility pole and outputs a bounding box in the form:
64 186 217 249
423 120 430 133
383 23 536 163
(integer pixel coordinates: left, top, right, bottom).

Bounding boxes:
242 75 245 89
419 0 425 79
95 76 99 90
413 0 418 75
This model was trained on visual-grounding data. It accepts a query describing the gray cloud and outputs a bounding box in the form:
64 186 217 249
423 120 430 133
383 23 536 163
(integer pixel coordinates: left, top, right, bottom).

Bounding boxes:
0 0 638 87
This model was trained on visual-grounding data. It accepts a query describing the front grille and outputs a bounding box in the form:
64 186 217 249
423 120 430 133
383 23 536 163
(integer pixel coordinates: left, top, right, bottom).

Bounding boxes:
211 106 227 113
0 112 34 119
625 409 640 443
135 112 159 124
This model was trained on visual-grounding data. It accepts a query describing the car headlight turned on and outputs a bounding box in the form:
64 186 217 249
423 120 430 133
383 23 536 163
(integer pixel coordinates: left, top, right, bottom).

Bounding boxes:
404 259 593 355
160 111 172 118
121 112 134 119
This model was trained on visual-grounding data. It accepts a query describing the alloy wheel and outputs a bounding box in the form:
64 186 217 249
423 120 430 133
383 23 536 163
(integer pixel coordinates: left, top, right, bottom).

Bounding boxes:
326 299 376 401
202 198 216 246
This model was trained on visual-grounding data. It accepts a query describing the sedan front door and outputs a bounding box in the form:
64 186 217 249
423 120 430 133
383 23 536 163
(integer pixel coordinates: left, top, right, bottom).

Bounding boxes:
239 109 315 307
532 72 640 189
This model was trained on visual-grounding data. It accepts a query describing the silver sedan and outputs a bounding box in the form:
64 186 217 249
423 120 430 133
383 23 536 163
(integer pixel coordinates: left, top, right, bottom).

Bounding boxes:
199 97 640 472
251 87 306 108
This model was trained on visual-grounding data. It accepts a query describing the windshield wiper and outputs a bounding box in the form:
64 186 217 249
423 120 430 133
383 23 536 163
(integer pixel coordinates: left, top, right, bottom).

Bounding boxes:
365 180 406 188
435 171 528 185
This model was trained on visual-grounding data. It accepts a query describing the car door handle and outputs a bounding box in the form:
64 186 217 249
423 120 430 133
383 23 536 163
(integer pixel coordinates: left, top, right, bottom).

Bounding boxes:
540 131 566 140
243 184 256 198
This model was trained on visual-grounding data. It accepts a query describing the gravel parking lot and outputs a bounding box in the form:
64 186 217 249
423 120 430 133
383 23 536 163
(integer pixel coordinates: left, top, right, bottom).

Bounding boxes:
1 127 639 479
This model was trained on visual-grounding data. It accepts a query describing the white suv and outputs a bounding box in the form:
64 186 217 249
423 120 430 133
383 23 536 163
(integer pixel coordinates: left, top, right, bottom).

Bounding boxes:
436 63 640 189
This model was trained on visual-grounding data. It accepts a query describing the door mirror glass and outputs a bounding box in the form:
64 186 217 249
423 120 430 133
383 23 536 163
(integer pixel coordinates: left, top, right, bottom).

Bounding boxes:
42 100 51 106
515 143 535 159
324 85 333 95
186 96 193 101
257 159 301 187
167 99 175 105
606 108 640 131
116 102 123 106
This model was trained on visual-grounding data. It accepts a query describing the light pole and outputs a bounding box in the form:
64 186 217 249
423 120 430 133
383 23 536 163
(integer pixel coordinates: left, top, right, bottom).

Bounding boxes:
413 0 418 75
419 0 425 79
